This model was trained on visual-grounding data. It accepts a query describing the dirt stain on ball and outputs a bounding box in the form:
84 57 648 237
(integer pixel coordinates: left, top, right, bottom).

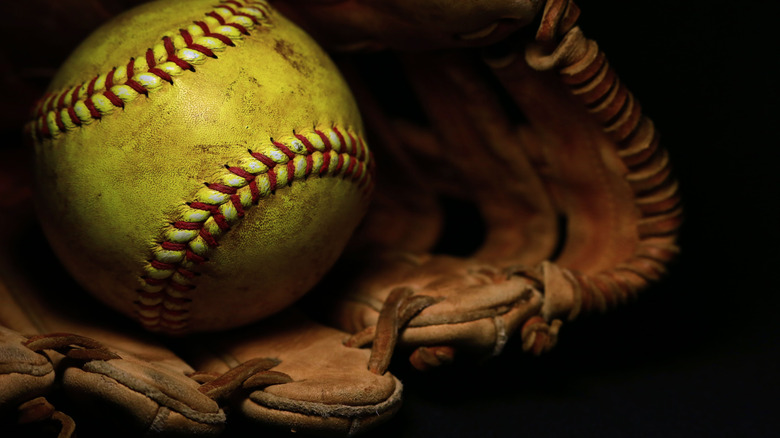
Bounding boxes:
273 39 311 76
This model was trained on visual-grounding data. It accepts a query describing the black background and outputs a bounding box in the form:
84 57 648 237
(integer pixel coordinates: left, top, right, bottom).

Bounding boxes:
2 1 778 437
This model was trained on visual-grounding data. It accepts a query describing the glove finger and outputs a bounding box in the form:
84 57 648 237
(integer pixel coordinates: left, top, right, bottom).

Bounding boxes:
176 308 402 436
485 0 681 316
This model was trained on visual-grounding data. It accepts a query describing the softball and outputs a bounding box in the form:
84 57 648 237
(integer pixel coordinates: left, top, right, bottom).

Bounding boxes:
28 0 373 333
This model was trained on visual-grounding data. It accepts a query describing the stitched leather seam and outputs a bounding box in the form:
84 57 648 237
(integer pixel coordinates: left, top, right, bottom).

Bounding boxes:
135 126 373 332
28 0 271 140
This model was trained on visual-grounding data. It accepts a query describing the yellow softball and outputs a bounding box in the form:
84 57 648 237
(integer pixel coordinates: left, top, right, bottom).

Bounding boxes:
29 0 372 334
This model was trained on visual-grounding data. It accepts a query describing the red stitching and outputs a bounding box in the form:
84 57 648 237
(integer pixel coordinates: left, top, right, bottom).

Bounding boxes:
177 268 197 279
145 45 176 84
161 241 185 251
186 25 217 57
273 141 296 160
125 79 147 95
186 250 206 263
226 166 255 181
126 58 135 83
149 67 173 84
84 98 101 119
142 277 166 286
54 112 66 132
34 96 46 118
164 37 194 71
67 107 81 126
173 221 201 230
346 131 357 156
315 130 332 151
193 21 210 37
86 76 98 97
151 260 175 270
151 129 374 334
227 22 249 35
286 160 296 180
40 118 51 137
305 155 314 176
212 212 230 230
105 68 116 89
206 11 226 25
250 151 276 168
230 194 245 217
125 58 148 95
206 183 237 195
70 87 81 107
45 93 56 113
32 3 264 139
103 68 125 108
104 90 124 108
219 3 258 24
56 89 68 110
352 161 364 182
248 180 260 202
267 169 278 191
199 228 218 247
333 127 347 153
145 48 156 68
295 133 317 153
320 151 331 176
357 136 366 161
209 31 234 48
344 158 356 178
220 3 239 14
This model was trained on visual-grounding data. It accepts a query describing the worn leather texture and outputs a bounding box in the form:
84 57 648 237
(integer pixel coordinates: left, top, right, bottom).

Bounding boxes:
288 0 681 369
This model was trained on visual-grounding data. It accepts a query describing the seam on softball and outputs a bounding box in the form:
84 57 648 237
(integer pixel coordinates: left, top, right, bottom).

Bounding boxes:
28 0 271 140
134 126 374 332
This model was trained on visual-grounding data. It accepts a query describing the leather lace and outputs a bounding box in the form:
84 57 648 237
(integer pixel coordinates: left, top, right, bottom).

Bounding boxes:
192 357 293 401
24 332 121 361
17 397 76 438
344 287 440 375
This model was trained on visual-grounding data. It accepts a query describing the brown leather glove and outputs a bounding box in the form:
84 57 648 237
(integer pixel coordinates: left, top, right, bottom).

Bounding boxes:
0 157 400 437
0 223 400 436
288 0 681 368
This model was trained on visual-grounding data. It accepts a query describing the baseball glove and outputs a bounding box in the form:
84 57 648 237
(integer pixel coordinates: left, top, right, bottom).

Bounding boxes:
0 160 401 436
3 0 680 435
275 0 682 370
